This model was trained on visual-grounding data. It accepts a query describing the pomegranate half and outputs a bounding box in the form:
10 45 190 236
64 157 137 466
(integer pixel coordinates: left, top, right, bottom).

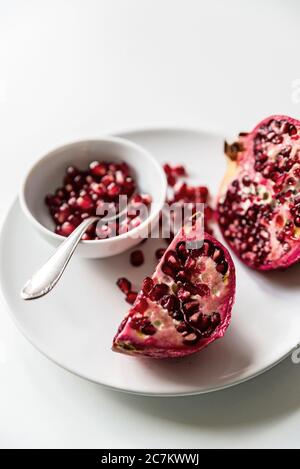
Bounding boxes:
113 227 235 358
218 115 300 271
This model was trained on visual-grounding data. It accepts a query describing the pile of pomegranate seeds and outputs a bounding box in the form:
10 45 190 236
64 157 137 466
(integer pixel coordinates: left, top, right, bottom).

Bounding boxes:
45 161 152 239
163 163 187 186
164 162 215 236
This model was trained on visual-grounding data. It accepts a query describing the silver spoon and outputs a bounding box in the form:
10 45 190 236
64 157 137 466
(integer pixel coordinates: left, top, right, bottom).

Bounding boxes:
21 203 130 300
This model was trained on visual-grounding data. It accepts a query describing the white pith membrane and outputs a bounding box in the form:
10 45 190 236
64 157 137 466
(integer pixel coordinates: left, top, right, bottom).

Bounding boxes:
113 230 235 358
218 116 300 270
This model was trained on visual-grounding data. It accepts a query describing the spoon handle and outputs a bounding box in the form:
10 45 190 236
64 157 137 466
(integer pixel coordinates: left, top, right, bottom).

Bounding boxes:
21 216 99 300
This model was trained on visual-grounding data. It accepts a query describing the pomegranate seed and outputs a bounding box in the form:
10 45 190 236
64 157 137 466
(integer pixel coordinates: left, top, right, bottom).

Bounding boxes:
160 294 179 312
293 167 300 178
61 221 76 236
115 170 125 184
295 217 300 227
89 161 107 177
176 270 190 283
55 226 62 235
68 214 81 227
55 204 71 224
134 297 149 314
183 301 199 315
55 188 65 199
176 323 188 333
195 186 208 202
216 260 228 274
142 277 154 296
196 283 210 297
96 224 112 239
174 182 187 198
77 194 94 211
177 287 191 301
130 317 144 330
65 165 79 179
167 174 176 186
288 124 297 136
74 174 85 189
131 194 143 205
192 240 213 258
212 247 224 263
164 250 181 270
141 322 156 335
182 331 201 345
242 175 251 186
163 163 172 175
65 184 73 193
155 248 166 260
131 216 144 228
102 174 115 187
211 312 221 327
123 178 135 196
287 177 296 186
161 263 176 278
130 250 144 267
185 256 196 270
173 164 187 177
81 233 92 240
90 182 106 197
108 183 121 200
68 196 77 208
125 291 138 305
149 283 169 301
141 194 152 206
45 195 61 207
130 317 156 335
117 277 132 294
176 241 189 261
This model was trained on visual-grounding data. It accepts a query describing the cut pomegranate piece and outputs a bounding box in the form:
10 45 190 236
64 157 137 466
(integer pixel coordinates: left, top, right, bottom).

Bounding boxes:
113 228 235 358
218 115 300 270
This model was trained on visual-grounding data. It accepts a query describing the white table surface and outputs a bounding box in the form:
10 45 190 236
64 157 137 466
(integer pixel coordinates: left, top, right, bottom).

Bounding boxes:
1 0 300 449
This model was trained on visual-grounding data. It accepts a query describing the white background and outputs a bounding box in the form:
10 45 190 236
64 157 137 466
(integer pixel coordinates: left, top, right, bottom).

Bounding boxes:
1 0 300 449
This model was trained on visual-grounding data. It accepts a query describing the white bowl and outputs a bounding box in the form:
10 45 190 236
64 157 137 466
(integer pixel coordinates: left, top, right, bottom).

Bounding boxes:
19 137 167 258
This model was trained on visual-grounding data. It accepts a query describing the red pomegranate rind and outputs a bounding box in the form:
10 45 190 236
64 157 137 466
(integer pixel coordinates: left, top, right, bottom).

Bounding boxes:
112 229 235 358
218 115 300 271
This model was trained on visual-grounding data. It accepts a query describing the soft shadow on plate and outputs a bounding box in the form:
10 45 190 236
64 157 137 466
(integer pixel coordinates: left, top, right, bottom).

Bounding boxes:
130 323 253 388
19 328 300 431
104 356 300 429
84 241 254 389
252 261 300 291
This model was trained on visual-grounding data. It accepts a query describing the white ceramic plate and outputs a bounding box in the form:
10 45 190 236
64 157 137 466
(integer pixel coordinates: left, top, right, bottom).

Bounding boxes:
1 128 300 396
